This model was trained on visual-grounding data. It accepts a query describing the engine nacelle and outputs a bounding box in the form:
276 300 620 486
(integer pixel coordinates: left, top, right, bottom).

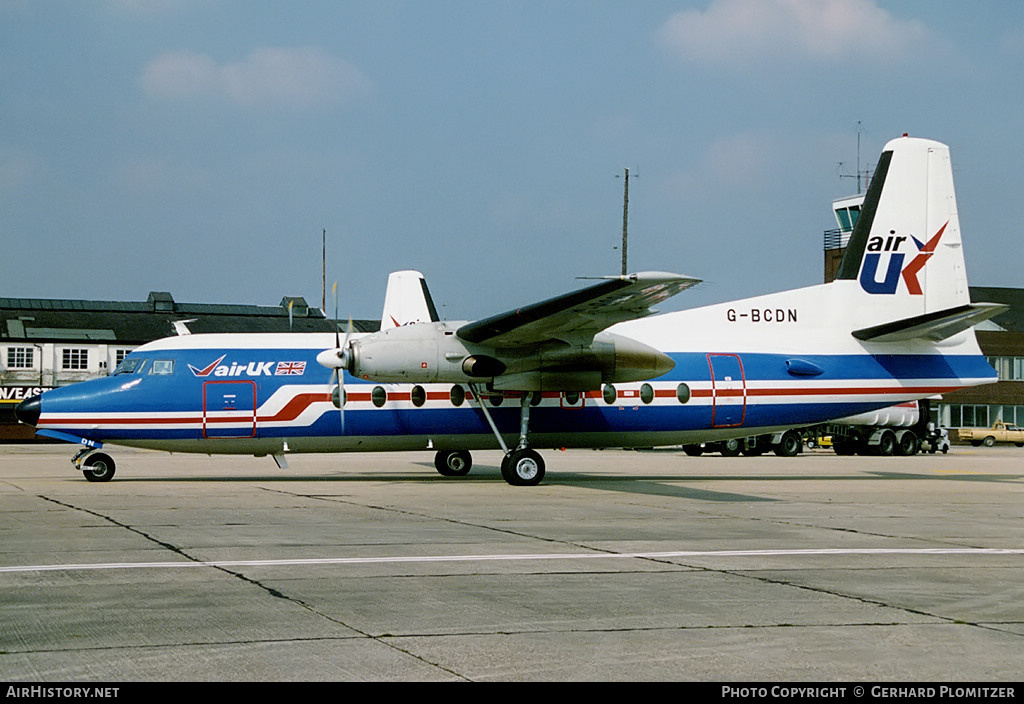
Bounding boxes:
348 323 468 382
345 322 675 389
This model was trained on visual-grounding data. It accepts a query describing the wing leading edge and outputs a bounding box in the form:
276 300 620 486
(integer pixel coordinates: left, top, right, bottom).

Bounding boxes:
455 271 700 348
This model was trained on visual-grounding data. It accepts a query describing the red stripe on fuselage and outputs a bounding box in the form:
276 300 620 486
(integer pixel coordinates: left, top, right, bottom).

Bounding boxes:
36 383 965 430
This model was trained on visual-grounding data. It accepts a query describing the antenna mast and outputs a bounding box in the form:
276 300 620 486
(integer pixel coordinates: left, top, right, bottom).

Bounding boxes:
856 120 863 193
621 168 629 275
616 167 638 275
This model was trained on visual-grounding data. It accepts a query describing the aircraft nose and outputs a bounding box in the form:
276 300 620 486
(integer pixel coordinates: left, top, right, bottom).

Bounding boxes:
15 395 41 427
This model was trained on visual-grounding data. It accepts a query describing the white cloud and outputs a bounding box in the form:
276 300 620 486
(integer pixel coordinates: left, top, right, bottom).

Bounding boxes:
140 47 371 109
657 0 929 65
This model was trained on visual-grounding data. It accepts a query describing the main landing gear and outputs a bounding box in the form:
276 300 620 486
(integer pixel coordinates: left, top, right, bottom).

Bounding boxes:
432 387 547 486
72 447 116 482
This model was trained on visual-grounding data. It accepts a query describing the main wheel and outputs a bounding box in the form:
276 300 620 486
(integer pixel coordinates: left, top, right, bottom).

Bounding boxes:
500 448 545 486
718 438 742 457
682 444 704 456
895 430 919 456
83 453 115 483
875 430 896 456
773 430 802 457
434 450 472 477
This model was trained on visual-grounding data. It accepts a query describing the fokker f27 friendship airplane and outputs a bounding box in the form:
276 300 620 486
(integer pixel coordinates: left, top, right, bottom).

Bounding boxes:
16 137 1004 485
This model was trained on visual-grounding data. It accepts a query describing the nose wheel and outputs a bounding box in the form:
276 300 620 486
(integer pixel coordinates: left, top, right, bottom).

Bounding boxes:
72 449 116 483
434 449 473 476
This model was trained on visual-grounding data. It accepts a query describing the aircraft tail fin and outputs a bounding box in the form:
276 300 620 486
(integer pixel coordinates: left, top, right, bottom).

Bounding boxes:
380 270 440 329
834 136 971 321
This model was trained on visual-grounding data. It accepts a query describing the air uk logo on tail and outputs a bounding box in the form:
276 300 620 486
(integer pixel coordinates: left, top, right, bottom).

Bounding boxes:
859 221 948 295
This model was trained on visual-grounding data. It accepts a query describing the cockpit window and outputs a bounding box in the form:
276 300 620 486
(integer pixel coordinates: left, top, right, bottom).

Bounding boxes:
114 357 146 375
149 360 174 375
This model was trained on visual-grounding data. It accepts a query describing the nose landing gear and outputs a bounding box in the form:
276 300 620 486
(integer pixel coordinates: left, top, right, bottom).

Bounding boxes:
72 447 116 483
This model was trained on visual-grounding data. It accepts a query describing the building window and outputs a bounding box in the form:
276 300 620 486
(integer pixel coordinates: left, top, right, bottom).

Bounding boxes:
939 403 1024 429
115 349 132 366
61 348 89 371
984 356 1024 381
6 347 34 369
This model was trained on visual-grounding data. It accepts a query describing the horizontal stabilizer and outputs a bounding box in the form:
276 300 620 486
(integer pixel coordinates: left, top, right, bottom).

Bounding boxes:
852 303 1007 343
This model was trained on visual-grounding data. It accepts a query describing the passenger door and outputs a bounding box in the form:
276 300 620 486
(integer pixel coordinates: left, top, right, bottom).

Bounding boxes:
202 381 257 438
707 354 746 428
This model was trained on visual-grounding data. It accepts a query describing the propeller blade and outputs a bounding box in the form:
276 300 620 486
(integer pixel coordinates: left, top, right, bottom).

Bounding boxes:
331 367 345 436
333 281 340 348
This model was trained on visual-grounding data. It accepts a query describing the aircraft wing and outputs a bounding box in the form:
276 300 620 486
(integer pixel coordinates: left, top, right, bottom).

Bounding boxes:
456 271 700 348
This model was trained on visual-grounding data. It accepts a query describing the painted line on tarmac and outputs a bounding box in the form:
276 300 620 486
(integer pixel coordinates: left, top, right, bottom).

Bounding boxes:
2 547 1023 574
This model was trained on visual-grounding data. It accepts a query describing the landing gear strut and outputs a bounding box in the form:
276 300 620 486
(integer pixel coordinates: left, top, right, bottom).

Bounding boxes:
468 385 546 486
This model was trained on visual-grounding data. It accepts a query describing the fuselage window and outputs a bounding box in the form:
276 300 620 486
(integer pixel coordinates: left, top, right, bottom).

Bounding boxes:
411 385 426 407
640 383 654 404
450 385 465 407
603 384 617 404
371 386 387 408
149 360 174 375
564 390 580 405
488 394 503 407
332 385 345 409
676 383 691 404
529 390 542 406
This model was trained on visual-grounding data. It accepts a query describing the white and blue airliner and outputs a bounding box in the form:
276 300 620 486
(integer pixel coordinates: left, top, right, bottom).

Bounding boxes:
16 137 1002 485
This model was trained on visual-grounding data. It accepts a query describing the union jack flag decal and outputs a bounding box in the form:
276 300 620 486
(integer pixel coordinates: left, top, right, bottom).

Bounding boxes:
274 361 306 375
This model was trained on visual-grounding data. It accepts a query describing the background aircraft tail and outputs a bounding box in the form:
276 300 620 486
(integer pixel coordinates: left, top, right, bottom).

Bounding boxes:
380 270 440 329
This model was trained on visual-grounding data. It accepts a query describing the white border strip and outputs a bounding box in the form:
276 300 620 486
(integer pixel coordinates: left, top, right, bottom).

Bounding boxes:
3 547 1022 574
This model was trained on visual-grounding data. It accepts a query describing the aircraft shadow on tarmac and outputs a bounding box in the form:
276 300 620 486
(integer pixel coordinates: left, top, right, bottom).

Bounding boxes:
107 459 1024 501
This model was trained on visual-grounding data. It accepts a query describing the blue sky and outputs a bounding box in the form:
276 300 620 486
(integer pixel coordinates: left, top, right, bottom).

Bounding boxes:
3 0 1023 321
